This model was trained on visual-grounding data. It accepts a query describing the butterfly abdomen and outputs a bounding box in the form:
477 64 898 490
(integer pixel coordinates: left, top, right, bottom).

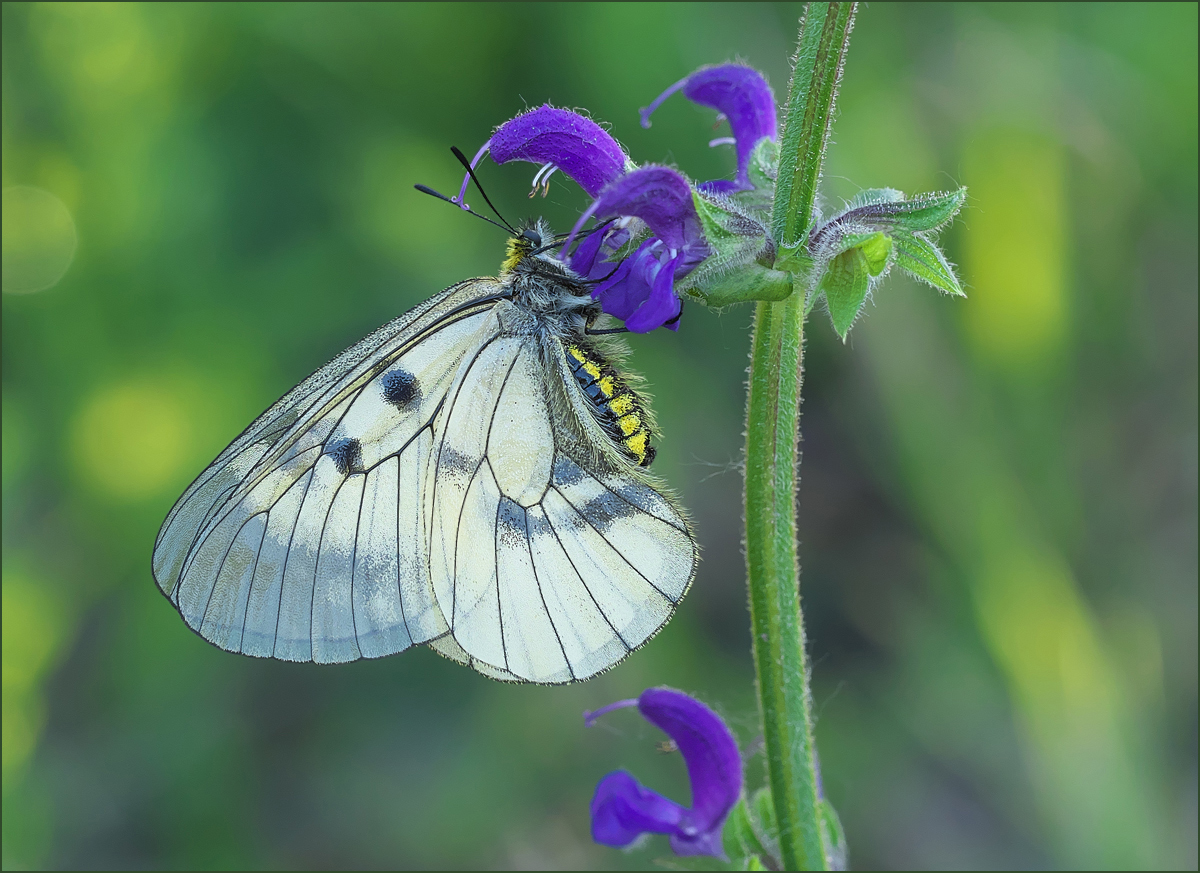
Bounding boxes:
565 344 657 467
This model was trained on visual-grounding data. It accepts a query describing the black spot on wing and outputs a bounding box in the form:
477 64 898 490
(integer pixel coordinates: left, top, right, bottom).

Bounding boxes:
382 369 419 408
323 437 362 475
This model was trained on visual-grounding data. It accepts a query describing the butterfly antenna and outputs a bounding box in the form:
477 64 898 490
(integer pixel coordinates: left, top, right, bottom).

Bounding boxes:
451 145 517 234
532 217 619 257
414 184 513 234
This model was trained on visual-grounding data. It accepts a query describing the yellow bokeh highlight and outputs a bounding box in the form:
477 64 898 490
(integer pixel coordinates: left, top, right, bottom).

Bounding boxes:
962 129 1068 366
32 2 165 107
974 545 1116 730
70 380 192 501
2 570 70 791
2 186 78 294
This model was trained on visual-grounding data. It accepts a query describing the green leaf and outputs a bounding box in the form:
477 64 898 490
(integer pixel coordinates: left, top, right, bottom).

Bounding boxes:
893 231 964 296
818 245 871 340
846 187 964 232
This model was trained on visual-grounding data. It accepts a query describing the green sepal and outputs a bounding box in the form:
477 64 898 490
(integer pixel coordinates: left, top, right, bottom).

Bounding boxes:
723 797 769 870
892 231 964 296
818 245 871 341
836 230 892 276
692 191 767 253
747 137 779 193
819 799 848 871
854 186 966 233
719 788 786 870
685 191 794 306
683 264 793 306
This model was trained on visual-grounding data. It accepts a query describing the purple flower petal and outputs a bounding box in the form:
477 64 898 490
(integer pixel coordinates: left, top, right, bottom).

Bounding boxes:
636 688 742 839
624 251 682 334
590 770 686 848
698 179 744 196
590 239 656 321
587 165 702 252
586 687 742 859
565 166 707 334
642 64 777 190
489 105 627 198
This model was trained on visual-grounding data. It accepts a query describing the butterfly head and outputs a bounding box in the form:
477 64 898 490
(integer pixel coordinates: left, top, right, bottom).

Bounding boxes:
500 219 556 274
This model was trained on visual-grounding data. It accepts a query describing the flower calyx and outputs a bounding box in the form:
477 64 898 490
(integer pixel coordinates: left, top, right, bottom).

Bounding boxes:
802 187 967 341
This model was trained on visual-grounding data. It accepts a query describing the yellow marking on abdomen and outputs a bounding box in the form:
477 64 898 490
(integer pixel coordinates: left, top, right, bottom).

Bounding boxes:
624 429 649 459
565 341 656 466
610 394 635 417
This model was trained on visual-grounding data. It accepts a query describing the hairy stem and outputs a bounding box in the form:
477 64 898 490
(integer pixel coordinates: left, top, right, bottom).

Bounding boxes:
745 4 855 870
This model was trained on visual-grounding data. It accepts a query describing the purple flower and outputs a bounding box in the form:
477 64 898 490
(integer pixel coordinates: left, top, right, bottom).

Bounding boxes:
453 104 630 209
569 166 710 332
585 687 742 858
463 105 710 333
455 64 776 333
641 64 777 194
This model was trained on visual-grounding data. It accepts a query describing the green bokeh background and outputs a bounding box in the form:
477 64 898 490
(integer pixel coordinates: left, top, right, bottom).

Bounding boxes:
3 2 1196 869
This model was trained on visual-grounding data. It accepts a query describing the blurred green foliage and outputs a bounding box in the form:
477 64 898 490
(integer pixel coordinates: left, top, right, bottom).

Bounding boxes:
3 3 1195 869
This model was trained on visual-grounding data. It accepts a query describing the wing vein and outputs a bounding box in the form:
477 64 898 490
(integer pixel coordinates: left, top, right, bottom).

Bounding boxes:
199 510 264 631
310 472 356 658
590 474 688 534
271 468 316 657
395 450 412 645
238 516 271 653
428 332 504 596
541 485 632 651
349 472 367 660
551 485 674 603
525 500 576 678
494 487 508 672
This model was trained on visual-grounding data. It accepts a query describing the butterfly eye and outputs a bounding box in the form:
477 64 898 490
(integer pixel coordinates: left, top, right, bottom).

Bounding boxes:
521 228 542 248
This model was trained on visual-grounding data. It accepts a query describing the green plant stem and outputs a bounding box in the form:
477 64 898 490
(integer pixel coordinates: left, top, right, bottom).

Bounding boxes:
745 4 855 870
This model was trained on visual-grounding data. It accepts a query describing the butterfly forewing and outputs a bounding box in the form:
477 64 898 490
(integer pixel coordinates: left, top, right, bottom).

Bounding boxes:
153 279 501 659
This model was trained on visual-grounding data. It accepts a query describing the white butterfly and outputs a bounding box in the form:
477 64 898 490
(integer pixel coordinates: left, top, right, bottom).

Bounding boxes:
153 222 698 683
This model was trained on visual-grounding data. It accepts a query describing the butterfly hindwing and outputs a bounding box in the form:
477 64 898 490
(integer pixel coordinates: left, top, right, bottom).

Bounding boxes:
426 316 698 683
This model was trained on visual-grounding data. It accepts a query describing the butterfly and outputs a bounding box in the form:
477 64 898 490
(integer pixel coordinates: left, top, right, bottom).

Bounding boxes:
152 221 698 683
